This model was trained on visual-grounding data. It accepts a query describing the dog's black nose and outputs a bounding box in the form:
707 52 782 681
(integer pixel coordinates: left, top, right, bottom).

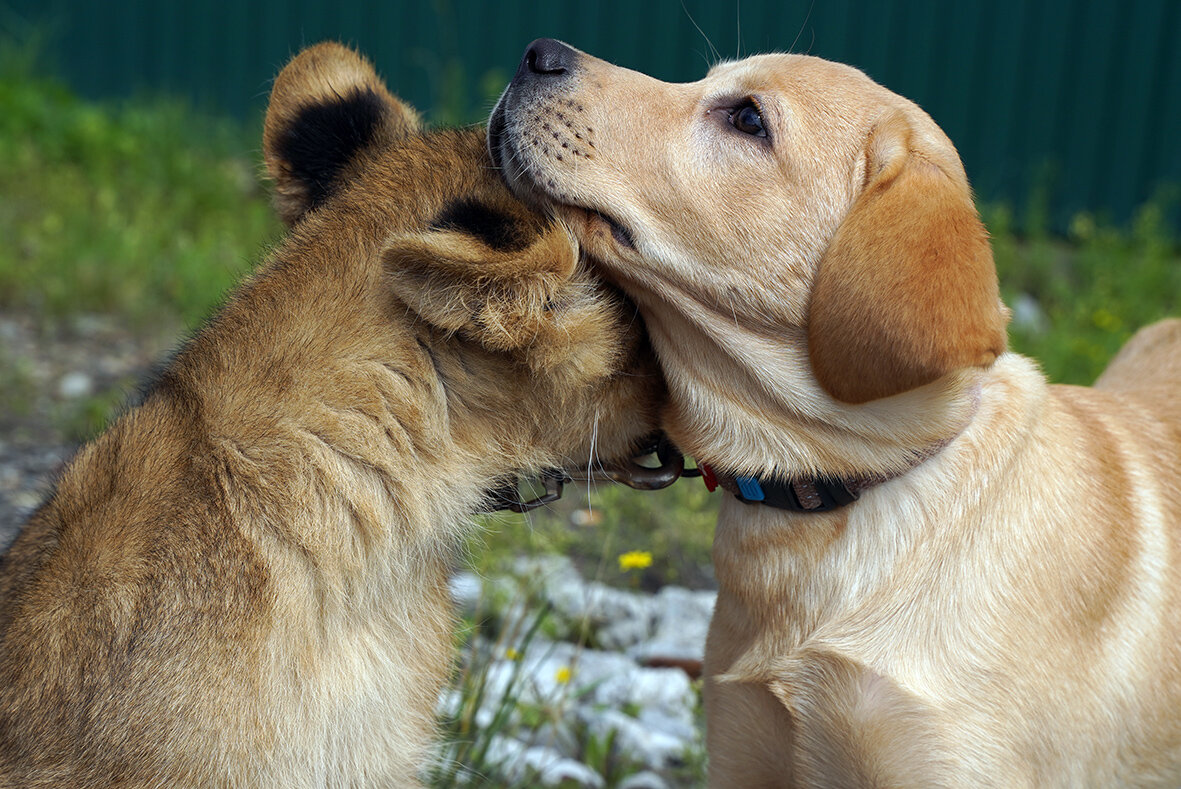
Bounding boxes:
521 38 575 78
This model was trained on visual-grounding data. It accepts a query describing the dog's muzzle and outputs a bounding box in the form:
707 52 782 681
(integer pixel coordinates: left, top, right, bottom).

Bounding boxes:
489 38 580 173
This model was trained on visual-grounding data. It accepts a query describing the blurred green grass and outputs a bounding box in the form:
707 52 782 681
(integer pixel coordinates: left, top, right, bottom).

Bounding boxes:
1 58 1177 587
0 53 280 330
986 199 1180 385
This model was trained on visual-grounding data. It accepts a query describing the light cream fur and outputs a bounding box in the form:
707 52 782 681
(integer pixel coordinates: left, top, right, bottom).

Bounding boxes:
491 41 1181 787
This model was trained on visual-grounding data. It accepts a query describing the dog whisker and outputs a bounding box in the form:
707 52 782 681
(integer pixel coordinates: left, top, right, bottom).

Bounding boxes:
735 0 743 60
680 0 721 67
789 0 817 55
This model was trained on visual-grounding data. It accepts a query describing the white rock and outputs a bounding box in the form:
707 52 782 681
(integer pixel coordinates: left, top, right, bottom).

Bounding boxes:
10 490 42 512
436 687 463 719
584 583 654 649
561 644 639 689
480 734 528 771
630 586 715 663
483 736 605 788
590 665 698 749
513 554 576 581
527 719 581 760
511 556 658 647
71 313 115 335
637 704 697 744
582 708 690 768
448 571 482 613
656 586 716 624
478 640 579 709
454 560 712 779
1011 292 1047 333
592 665 693 713
619 770 672 789
57 371 93 399
526 748 606 788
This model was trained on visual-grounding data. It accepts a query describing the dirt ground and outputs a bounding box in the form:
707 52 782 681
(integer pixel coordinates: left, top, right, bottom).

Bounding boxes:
0 313 179 547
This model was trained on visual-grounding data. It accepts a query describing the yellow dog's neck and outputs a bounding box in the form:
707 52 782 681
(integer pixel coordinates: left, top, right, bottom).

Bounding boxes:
640 296 988 485
699 417 968 513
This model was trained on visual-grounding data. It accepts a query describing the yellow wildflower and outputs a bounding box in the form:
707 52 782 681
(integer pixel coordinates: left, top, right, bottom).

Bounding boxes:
505 647 521 661
1069 212 1096 242
1092 308 1120 332
555 666 573 684
618 550 653 572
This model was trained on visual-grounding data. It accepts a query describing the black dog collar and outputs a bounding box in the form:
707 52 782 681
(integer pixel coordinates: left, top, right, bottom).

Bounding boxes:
698 464 862 513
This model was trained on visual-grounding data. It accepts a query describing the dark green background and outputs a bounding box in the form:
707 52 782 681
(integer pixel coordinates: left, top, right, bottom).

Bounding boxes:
6 0 1179 230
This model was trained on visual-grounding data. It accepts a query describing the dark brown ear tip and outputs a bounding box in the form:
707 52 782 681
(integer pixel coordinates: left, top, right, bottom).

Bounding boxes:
263 42 421 226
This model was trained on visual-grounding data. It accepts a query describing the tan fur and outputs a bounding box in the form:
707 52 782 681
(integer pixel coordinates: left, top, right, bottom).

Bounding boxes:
807 109 1006 404
492 41 1181 787
0 42 663 787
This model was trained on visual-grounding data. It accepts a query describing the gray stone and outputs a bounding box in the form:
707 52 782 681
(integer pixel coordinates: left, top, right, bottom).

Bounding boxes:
453 559 711 779
525 747 606 788
591 664 694 714
618 770 672 789
448 571 483 613
57 371 93 399
630 586 716 664
1011 292 1047 334
512 555 656 647
581 708 690 769
483 736 606 788
9 490 42 512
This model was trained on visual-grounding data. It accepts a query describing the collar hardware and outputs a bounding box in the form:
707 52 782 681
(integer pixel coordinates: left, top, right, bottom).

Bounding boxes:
483 434 685 513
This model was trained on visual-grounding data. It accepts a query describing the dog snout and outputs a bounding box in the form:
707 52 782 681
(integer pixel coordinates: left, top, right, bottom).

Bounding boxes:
516 38 577 81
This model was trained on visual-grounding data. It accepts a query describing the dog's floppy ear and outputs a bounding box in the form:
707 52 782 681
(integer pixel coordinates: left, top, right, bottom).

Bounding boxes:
384 202 588 343
263 42 421 226
807 110 1008 404
384 210 621 379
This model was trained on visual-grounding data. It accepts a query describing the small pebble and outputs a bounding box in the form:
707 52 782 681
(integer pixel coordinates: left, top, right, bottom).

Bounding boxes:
57 371 94 400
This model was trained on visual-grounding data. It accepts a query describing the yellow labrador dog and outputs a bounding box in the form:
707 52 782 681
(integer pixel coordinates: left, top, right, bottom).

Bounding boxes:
491 39 1181 788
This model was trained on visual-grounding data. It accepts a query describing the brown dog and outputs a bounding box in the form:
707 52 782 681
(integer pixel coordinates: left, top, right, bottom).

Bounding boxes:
491 39 1181 788
0 43 663 786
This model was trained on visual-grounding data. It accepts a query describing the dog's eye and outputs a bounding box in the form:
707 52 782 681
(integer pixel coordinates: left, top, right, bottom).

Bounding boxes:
729 100 766 137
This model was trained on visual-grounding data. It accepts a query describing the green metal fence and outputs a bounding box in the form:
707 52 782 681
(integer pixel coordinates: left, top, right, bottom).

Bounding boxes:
5 0 1179 230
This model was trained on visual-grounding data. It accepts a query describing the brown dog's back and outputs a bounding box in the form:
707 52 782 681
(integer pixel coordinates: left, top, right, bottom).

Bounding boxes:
0 43 663 786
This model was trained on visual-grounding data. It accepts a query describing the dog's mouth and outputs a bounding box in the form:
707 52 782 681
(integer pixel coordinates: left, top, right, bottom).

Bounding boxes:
490 102 637 253
542 201 639 256
587 209 637 250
